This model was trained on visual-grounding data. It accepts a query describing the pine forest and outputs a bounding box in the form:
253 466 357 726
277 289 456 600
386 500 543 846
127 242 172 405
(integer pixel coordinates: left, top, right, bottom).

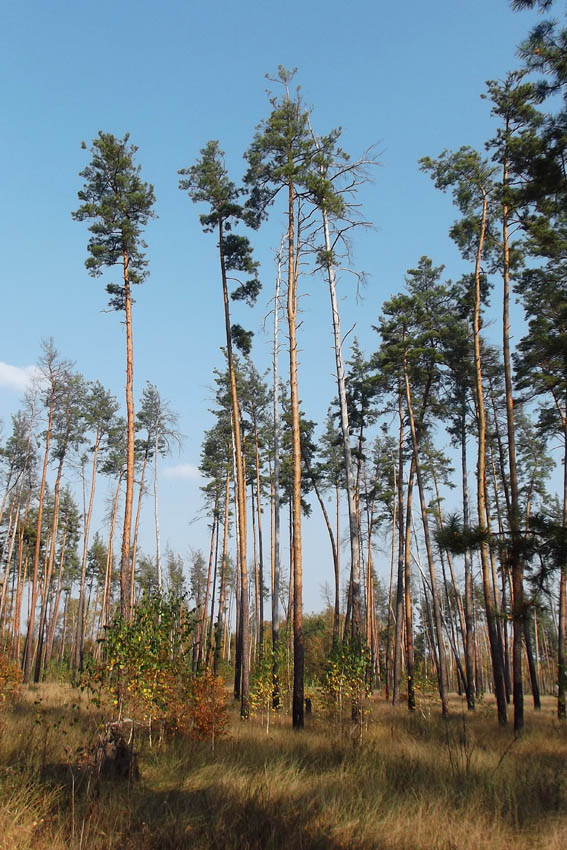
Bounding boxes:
1 2 567 848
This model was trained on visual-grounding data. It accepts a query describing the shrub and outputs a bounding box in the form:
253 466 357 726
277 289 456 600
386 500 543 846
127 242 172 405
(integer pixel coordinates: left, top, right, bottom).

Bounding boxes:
0 654 23 705
189 669 229 751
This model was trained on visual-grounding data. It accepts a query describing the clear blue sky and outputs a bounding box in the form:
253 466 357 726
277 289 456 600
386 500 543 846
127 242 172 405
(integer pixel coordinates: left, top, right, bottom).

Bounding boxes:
0 0 546 610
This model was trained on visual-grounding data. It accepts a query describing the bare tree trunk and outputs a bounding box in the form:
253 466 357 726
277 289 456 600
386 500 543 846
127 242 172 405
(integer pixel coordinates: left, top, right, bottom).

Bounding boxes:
319 192 362 639
121 258 135 622
461 407 476 710
403 345 449 716
154 432 162 592
254 425 265 657
214 463 230 674
23 388 54 682
99 472 123 637
473 191 507 726
392 399 405 706
251 481 260 656
75 432 101 672
207 513 220 668
198 504 218 669
385 457 397 700
219 221 249 718
272 246 282 708
44 531 67 668
287 189 304 730
403 459 416 712
130 449 149 613
558 433 567 718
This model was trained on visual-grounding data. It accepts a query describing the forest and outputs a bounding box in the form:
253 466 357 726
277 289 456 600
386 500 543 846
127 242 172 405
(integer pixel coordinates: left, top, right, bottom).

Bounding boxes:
1 1 567 848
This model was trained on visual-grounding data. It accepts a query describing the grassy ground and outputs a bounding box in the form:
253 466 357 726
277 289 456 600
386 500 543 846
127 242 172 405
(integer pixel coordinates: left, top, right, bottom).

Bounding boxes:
1 686 566 849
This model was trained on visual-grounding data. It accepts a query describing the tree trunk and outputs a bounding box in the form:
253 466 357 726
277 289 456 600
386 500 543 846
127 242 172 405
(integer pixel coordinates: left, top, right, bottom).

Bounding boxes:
35 446 67 682
272 247 282 708
403 459 416 712
558 432 567 718
403 345 449 716
120 255 135 621
473 190 507 726
219 220 249 718
152 432 162 592
254 425 265 657
461 406 476 710
23 387 54 682
99 471 123 639
392 399 405 706
319 196 362 639
214 463 230 674
44 531 67 668
130 448 149 613
198 503 218 669
75 431 101 672
287 186 304 730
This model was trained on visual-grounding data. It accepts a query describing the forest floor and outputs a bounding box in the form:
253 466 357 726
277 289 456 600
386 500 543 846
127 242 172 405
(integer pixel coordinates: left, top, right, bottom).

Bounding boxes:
0 684 566 850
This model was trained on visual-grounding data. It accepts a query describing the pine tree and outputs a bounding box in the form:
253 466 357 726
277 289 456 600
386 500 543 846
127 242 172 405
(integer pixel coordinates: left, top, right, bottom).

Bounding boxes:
244 67 320 728
73 132 156 621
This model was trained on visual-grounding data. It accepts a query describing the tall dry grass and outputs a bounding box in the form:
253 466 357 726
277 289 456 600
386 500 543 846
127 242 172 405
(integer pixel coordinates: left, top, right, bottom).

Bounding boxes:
0 686 566 849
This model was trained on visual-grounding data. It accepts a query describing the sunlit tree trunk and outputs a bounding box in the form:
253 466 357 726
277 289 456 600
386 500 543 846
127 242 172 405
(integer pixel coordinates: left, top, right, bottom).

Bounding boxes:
23 382 55 682
121 260 135 621
75 429 101 672
403 342 449 715
473 191 507 726
272 249 282 707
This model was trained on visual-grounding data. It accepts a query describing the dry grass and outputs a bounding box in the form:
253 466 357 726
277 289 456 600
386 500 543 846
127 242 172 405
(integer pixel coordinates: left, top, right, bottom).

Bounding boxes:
0 686 566 849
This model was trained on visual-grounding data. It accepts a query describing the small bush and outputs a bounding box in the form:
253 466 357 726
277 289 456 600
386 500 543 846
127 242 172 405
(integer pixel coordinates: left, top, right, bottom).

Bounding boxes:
0 653 23 705
189 669 229 751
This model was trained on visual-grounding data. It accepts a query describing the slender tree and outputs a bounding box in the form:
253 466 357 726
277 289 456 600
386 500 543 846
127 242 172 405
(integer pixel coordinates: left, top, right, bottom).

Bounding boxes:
74 381 119 672
73 131 156 620
245 67 321 728
421 148 508 726
179 142 260 716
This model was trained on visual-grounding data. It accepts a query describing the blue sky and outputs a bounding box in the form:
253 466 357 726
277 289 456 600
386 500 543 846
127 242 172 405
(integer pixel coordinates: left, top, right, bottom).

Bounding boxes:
0 0 547 611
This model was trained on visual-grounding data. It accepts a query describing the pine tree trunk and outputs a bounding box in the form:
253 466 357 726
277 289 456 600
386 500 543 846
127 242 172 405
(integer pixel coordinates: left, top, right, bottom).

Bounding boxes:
207 514 220 668
35 448 67 682
198 505 217 669
403 346 449 716
287 185 304 730
214 463 230 674
99 472 123 637
392 398 405 706
154 433 162 592
44 531 67 669
501 148 524 732
23 389 54 682
130 449 149 612
121 256 135 622
254 425 265 657
251 482 260 656
272 249 282 708
385 459 398 700
75 432 101 672
461 407 476 710
558 434 567 718
403 460 416 712
320 199 362 639
219 220 249 718
473 191 507 726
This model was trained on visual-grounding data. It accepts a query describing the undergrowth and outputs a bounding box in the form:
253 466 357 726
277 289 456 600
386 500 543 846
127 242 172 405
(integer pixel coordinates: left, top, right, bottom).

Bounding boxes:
0 687 566 849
